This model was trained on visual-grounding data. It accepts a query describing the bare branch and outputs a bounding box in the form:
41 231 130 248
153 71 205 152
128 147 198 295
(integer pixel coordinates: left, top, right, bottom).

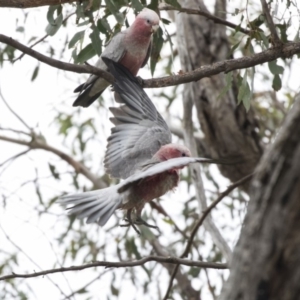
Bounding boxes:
0 87 31 130
0 34 114 84
159 5 251 35
260 0 282 46
182 173 253 258
162 173 252 300
0 134 106 189
1 34 300 89
13 12 75 62
0 256 228 281
0 0 78 8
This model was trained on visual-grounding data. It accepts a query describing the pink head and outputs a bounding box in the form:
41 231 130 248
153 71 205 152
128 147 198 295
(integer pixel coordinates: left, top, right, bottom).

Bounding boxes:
132 8 160 36
154 144 191 162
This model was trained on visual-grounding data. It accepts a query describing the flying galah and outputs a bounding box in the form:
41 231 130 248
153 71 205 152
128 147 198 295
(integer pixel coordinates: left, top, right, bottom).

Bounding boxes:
61 59 229 234
72 8 160 108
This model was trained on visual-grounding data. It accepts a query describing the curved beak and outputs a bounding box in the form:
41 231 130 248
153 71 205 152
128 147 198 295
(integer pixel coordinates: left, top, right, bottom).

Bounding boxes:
151 24 159 33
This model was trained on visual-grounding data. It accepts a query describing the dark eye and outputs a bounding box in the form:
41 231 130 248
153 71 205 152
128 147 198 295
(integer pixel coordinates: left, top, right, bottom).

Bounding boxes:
147 19 150 24
182 153 186 157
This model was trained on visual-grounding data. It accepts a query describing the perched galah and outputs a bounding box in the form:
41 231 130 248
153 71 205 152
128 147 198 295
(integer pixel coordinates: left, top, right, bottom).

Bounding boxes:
72 8 160 108
61 59 229 234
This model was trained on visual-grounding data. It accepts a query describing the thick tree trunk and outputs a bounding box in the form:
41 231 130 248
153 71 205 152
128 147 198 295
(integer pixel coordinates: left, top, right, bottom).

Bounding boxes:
176 0 262 191
219 93 300 300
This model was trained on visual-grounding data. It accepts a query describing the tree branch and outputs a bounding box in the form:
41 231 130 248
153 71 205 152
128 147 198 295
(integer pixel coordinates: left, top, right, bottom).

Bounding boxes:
159 5 251 35
0 256 227 281
260 0 282 46
0 34 114 84
0 134 106 189
1 34 300 89
0 0 77 8
162 173 252 300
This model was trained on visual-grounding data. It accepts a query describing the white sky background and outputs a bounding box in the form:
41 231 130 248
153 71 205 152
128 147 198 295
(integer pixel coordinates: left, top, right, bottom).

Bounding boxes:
1 1 300 299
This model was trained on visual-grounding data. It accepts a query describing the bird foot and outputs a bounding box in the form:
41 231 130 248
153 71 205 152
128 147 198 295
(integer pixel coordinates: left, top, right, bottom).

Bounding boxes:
134 217 159 230
120 218 141 235
120 217 159 234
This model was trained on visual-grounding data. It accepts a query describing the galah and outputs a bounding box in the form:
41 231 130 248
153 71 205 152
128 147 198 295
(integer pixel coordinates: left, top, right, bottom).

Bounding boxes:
60 59 229 234
72 8 160 108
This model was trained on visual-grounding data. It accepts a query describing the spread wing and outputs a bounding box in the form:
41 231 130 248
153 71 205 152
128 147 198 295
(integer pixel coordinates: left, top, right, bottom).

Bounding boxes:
102 57 172 179
118 157 224 192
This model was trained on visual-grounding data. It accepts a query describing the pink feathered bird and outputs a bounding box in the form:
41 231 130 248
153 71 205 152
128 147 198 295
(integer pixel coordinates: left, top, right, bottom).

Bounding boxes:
61 59 228 234
73 8 160 108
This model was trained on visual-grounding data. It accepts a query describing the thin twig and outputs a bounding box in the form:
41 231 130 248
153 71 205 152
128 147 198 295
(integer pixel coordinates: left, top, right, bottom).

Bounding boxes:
12 12 75 62
0 87 31 130
260 0 282 46
182 173 253 258
0 149 31 167
163 173 253 300
159 5 251 35
0 134 106 189
0 225 68 297
0 34 114 83
0 126 31 136
0 256 228 281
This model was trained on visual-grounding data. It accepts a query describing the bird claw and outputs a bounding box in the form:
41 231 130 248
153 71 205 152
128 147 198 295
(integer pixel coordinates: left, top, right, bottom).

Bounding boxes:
119 210 159 235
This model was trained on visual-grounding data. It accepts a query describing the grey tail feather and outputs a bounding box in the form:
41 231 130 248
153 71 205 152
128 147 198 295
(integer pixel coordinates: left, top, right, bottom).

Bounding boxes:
59 188 122 226
73 85 104 107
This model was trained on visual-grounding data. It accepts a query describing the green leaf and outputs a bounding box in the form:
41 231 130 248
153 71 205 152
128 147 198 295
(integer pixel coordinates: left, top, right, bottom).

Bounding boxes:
31 65 39 81
230 40 241 56
276 22 289 43
148 0 158 10
76 43 96 63
131 0 144 11
150 27 163 76
268 60 284 75
69 30 85 49
16 26 24 32
45 5 63 36
97 18 111 35
238 71 251 111
164 0 181 8
48 163 60 180
258 31 269 48
90 26 102 56
217 72 233 100
161 18 171 25
272 74 282 91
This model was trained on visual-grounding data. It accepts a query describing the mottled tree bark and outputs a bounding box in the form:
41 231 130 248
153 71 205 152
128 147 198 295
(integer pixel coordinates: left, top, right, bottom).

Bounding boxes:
176 0 262 191
219 93 300 300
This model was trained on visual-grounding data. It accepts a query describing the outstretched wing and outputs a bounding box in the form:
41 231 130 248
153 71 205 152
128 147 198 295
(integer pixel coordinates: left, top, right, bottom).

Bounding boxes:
103 57 172 179
118 157 226 192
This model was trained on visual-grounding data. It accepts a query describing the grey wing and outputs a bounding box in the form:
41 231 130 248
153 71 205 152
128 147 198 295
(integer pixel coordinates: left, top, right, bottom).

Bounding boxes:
85 31 128 86
103 58 172 179
141 36 152 68
118 157 216 192
72 32 127 107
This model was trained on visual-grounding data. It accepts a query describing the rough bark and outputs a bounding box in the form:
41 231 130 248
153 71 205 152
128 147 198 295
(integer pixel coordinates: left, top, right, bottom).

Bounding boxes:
0 0 77 8
219 93 300 300
176 0 262 191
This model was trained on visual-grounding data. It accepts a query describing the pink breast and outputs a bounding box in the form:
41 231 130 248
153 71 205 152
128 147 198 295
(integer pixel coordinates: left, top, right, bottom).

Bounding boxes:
120 53 145 76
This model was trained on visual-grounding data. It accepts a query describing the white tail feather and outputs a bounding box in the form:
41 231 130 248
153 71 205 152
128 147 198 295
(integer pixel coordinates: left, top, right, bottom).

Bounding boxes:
59 185 122 226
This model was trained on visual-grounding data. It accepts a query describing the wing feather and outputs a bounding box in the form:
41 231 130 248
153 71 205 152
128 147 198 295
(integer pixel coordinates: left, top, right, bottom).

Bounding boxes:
102 58 172 179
